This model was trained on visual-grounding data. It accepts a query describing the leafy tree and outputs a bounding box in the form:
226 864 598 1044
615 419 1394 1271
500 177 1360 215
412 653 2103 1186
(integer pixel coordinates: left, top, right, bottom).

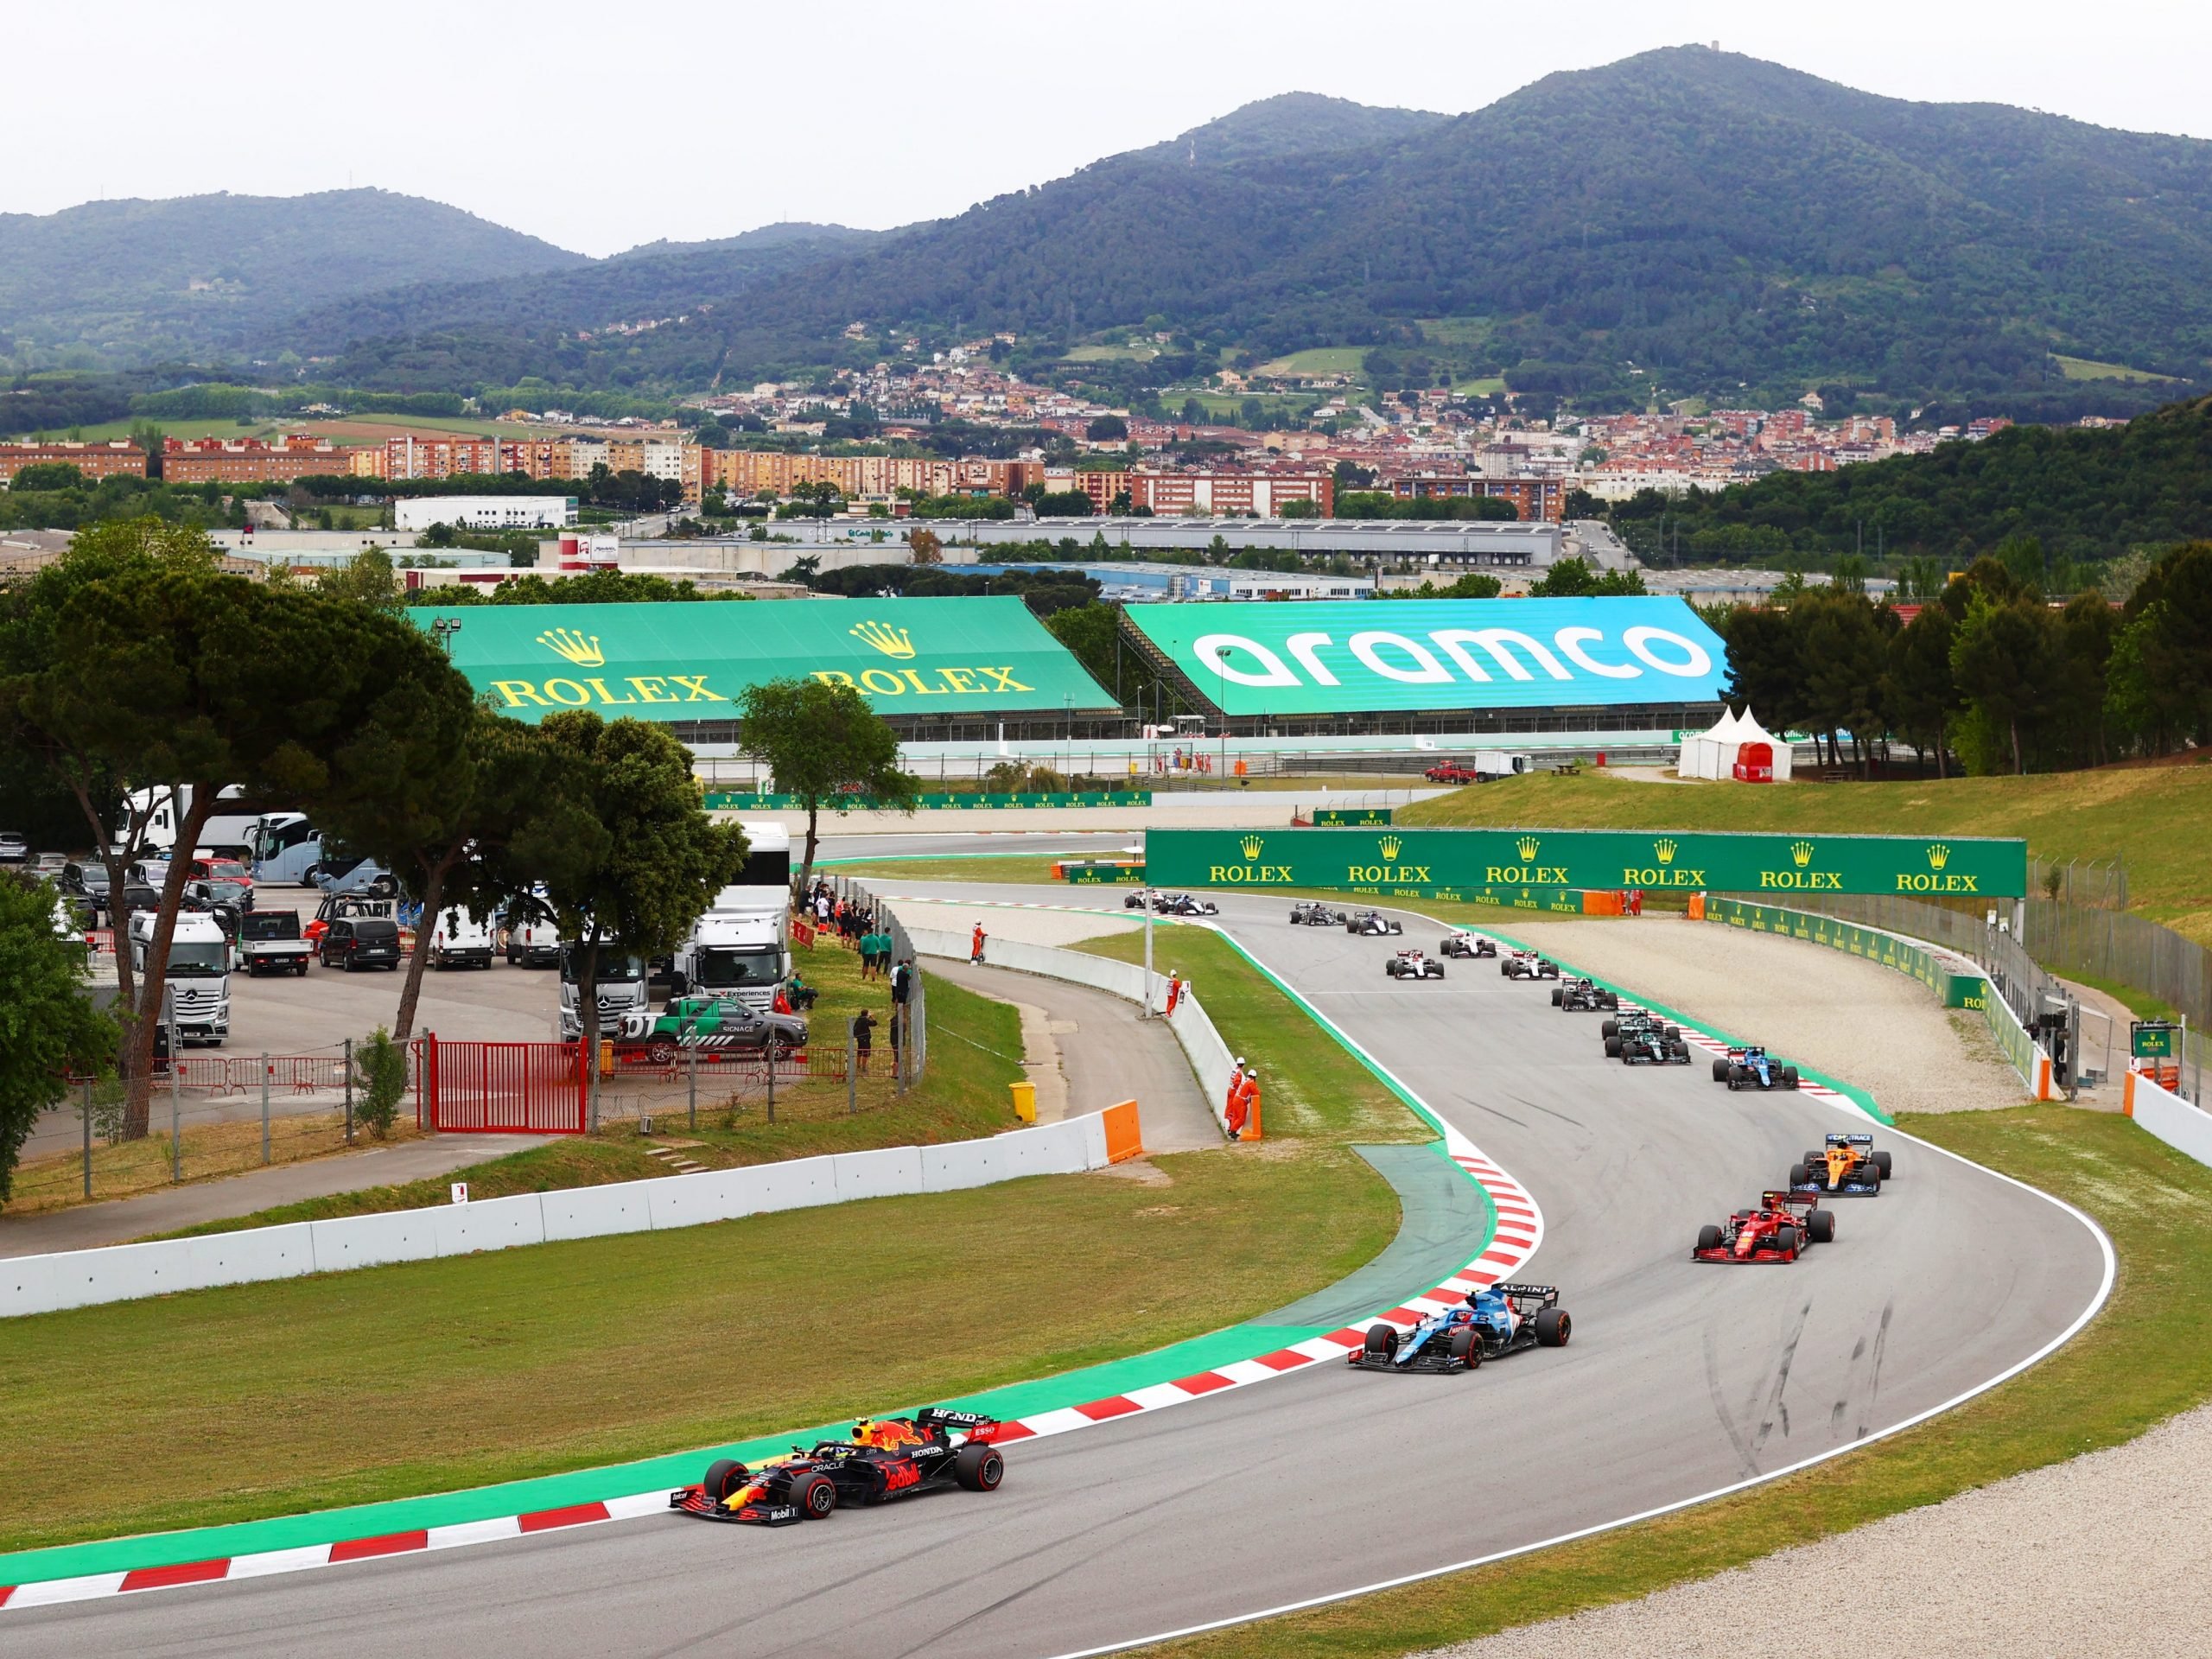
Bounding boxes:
1884 606 1960 775
1719 604 1802 732
1378 573 1504 600
2056 590 2118 766
1084 416 1128 441
1527 556 1647 596
0 519 474 1135
907 527 943 564
314 546 402 611
0 871 115 1205
1793 588 1893 773
523 713 747 1084
353 1026 407 1141
10 462 86 492
739 678 918 888
1951 593 2063 773
1035 490 1096 517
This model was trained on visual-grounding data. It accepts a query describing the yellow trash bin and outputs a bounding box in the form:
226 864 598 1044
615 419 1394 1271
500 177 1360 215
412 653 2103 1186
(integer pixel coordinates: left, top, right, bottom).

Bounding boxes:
1009 1080 1037 1123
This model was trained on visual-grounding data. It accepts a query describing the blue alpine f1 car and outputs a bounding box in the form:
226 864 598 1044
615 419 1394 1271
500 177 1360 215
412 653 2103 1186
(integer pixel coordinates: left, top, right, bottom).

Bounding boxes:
1712 1045 1801 1090
1347 1282 1572 1373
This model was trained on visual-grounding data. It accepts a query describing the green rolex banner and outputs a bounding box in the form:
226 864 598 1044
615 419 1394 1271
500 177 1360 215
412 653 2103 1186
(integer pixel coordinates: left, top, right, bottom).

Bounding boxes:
1144 827 2028 902
408 597 1118 724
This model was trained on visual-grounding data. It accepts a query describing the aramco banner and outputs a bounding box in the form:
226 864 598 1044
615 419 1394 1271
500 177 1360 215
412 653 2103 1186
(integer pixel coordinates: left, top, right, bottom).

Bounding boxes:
1145 828 2029 902
1123 596 1729 715
408 597 1118 723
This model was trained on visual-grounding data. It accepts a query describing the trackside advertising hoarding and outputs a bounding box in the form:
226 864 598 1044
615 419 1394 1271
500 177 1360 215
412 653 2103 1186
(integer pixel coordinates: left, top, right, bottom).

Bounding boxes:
1124 597 1729 715
407 597 1117 724
1145 828 2029 903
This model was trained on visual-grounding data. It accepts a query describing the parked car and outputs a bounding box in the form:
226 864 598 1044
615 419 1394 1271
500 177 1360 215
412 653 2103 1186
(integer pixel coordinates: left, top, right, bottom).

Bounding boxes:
0 830 29 863
238 910 313 976
320 915 403 972
31 852 71 879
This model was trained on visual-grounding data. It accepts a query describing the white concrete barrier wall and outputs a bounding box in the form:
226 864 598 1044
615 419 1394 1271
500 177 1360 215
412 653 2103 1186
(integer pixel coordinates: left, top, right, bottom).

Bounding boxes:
2 1113 1109 1320
2134 1074 2212 1170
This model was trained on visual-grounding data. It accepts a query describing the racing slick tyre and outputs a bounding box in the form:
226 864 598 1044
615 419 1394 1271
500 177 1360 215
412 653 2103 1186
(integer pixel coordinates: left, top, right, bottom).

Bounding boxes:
1385 962 1399 978
1433 965 1445 978
954 1441 1005 1492
1601 993 1618 1010
1808 1209 1836 1244
794 1472 838 1519
1714 1058 1731 1082
1550 986 1564 1006
1604 1036 1623 1058
1663 1026 1681 1042
702 1459 748 1503
1670 1041 1689 1061
1363 1323 1400 1360
1789 1163 1810 1187
1696 1224 1724 1252
1498 961 1510 976
1773 1225 1800 1259
1601 1019 1620 1039
1873 1148 1894 1179
1446 1327 1479 1370
1727 1065 1743 1090
1534 1306 1571 1347
1783 1066 1801 1089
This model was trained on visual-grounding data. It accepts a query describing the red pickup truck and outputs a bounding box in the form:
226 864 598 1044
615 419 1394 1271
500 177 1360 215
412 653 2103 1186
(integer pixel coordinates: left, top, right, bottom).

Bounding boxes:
1424 762 1483 785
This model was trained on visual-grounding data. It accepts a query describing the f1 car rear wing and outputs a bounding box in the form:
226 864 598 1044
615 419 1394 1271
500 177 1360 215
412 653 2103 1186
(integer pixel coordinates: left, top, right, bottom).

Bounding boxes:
1487 1281 1560 1308
1824 1133 1874 1149
1762 1190 1820 1213
915 1408 999 1433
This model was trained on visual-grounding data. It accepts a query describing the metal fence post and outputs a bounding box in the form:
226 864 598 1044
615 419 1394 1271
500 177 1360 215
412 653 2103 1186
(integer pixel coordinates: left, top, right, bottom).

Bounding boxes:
169 1012 182 1184
848 1035 858 1113
344 1036 354 1145
766 1042 776 1124
261 1053 271 1164
81 1076 92 1199
688 1042 697 1133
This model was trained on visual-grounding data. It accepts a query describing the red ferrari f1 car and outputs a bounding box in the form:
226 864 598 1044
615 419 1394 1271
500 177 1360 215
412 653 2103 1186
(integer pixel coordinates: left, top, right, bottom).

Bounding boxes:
671 1409 1005 1526
1692 1190 1835 1263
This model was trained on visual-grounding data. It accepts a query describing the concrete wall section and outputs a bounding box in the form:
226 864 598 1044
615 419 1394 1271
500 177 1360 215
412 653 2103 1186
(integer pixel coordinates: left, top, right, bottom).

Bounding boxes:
2132 1073 2212 1170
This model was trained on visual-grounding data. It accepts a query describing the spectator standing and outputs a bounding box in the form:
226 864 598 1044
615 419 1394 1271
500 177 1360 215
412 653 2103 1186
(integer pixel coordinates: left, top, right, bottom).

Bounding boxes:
970 922 987 963
852 1006 877 1073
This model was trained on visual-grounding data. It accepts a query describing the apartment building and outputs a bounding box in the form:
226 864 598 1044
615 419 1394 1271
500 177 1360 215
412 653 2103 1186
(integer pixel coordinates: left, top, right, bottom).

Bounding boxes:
0 440 149 485
162 435 348 485
1382 471 1566 523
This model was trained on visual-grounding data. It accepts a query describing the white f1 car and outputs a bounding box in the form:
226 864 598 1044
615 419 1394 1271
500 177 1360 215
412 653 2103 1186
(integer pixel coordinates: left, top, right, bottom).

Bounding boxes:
1384 949 1446 980
1500 950 1560 980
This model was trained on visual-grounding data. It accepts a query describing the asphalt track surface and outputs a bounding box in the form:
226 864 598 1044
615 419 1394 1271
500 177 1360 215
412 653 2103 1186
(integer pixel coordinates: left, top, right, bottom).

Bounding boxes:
10 878 2110 1659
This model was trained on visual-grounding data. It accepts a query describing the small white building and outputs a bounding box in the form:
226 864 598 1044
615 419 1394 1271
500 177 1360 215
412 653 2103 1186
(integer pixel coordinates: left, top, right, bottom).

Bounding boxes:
394 496 578 532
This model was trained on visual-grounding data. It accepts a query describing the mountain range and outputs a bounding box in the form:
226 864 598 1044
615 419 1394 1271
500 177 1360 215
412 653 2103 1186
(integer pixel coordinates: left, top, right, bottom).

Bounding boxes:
10 50 2212 416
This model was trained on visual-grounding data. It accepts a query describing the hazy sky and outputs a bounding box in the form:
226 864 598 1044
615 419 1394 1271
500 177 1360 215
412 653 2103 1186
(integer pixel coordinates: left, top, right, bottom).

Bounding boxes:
10 0 2211 257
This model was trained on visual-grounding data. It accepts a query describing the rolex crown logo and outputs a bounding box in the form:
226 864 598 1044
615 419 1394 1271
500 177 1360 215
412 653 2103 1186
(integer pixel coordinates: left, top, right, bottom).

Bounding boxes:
1378 835 1403 861
1789 840 1815 868
1926 843 1951 870
849 619 916 659
1240 836 1265 861
1654 838 1678 866
537 627 604 668
1516 836 1541 862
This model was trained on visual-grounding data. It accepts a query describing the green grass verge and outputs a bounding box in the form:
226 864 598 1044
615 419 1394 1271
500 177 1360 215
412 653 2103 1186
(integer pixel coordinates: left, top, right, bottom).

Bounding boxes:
148 967 1025 1240
836 854 1080 885
1147 1104 2188 1659
1076 930 1425 1145
2 1145 1395 1557
1400 766 2212 945
2058 967 2182 1023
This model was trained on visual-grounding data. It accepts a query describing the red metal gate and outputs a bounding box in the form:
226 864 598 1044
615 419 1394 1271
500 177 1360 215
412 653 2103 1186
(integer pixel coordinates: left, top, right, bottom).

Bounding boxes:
416 1035 588 1134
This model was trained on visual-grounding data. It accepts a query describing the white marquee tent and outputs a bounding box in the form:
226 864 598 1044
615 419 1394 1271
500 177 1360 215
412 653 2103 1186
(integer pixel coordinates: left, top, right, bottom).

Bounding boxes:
1677 707 1793 782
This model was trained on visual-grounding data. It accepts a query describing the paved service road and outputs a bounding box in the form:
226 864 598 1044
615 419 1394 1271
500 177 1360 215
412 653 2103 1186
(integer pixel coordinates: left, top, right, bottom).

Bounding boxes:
8 886 2109 1658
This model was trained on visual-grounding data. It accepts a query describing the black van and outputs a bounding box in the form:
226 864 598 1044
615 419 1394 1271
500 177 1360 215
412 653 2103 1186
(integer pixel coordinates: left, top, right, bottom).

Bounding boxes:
321 916 403 972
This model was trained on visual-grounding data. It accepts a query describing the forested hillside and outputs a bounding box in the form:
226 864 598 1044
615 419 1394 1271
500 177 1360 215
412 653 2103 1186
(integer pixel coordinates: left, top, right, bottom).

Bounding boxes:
0 190 584 362
1602 396 2212 567
275 48 2212 411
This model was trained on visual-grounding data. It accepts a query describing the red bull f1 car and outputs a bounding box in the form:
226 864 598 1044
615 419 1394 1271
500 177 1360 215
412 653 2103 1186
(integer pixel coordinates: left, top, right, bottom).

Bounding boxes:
1500 950 1560 980
1693 1191 1834 1262
670 1409 1005 1526
1552 977 1619 1012
1348 1282 1571 1373
1790 1132 1892 1195
1384 948 1446 980
1439 933 1497 958
1712 1045 1800 1090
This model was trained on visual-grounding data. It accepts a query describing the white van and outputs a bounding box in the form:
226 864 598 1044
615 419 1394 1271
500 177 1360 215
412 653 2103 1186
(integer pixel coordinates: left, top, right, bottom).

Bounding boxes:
429 907 494 970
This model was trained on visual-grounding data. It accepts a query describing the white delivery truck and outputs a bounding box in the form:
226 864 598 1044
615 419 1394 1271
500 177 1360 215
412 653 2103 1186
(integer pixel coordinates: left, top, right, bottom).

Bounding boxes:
671 823 792 1011
129 909 232 1046
428 907 494 970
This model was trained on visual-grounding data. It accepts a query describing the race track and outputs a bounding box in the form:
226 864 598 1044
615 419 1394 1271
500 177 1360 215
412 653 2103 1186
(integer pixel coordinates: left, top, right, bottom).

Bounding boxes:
6 873 2110 1659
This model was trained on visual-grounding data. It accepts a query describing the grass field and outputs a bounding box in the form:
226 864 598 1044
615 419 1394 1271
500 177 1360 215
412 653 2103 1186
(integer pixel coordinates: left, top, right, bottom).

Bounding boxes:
1255 346 1367 378
2054 353 2182 384
1154 1104 2199 1658
1 1143 1394 1555
2 920 1415 1555
1402 766 2212 945
1065 343 1160 363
